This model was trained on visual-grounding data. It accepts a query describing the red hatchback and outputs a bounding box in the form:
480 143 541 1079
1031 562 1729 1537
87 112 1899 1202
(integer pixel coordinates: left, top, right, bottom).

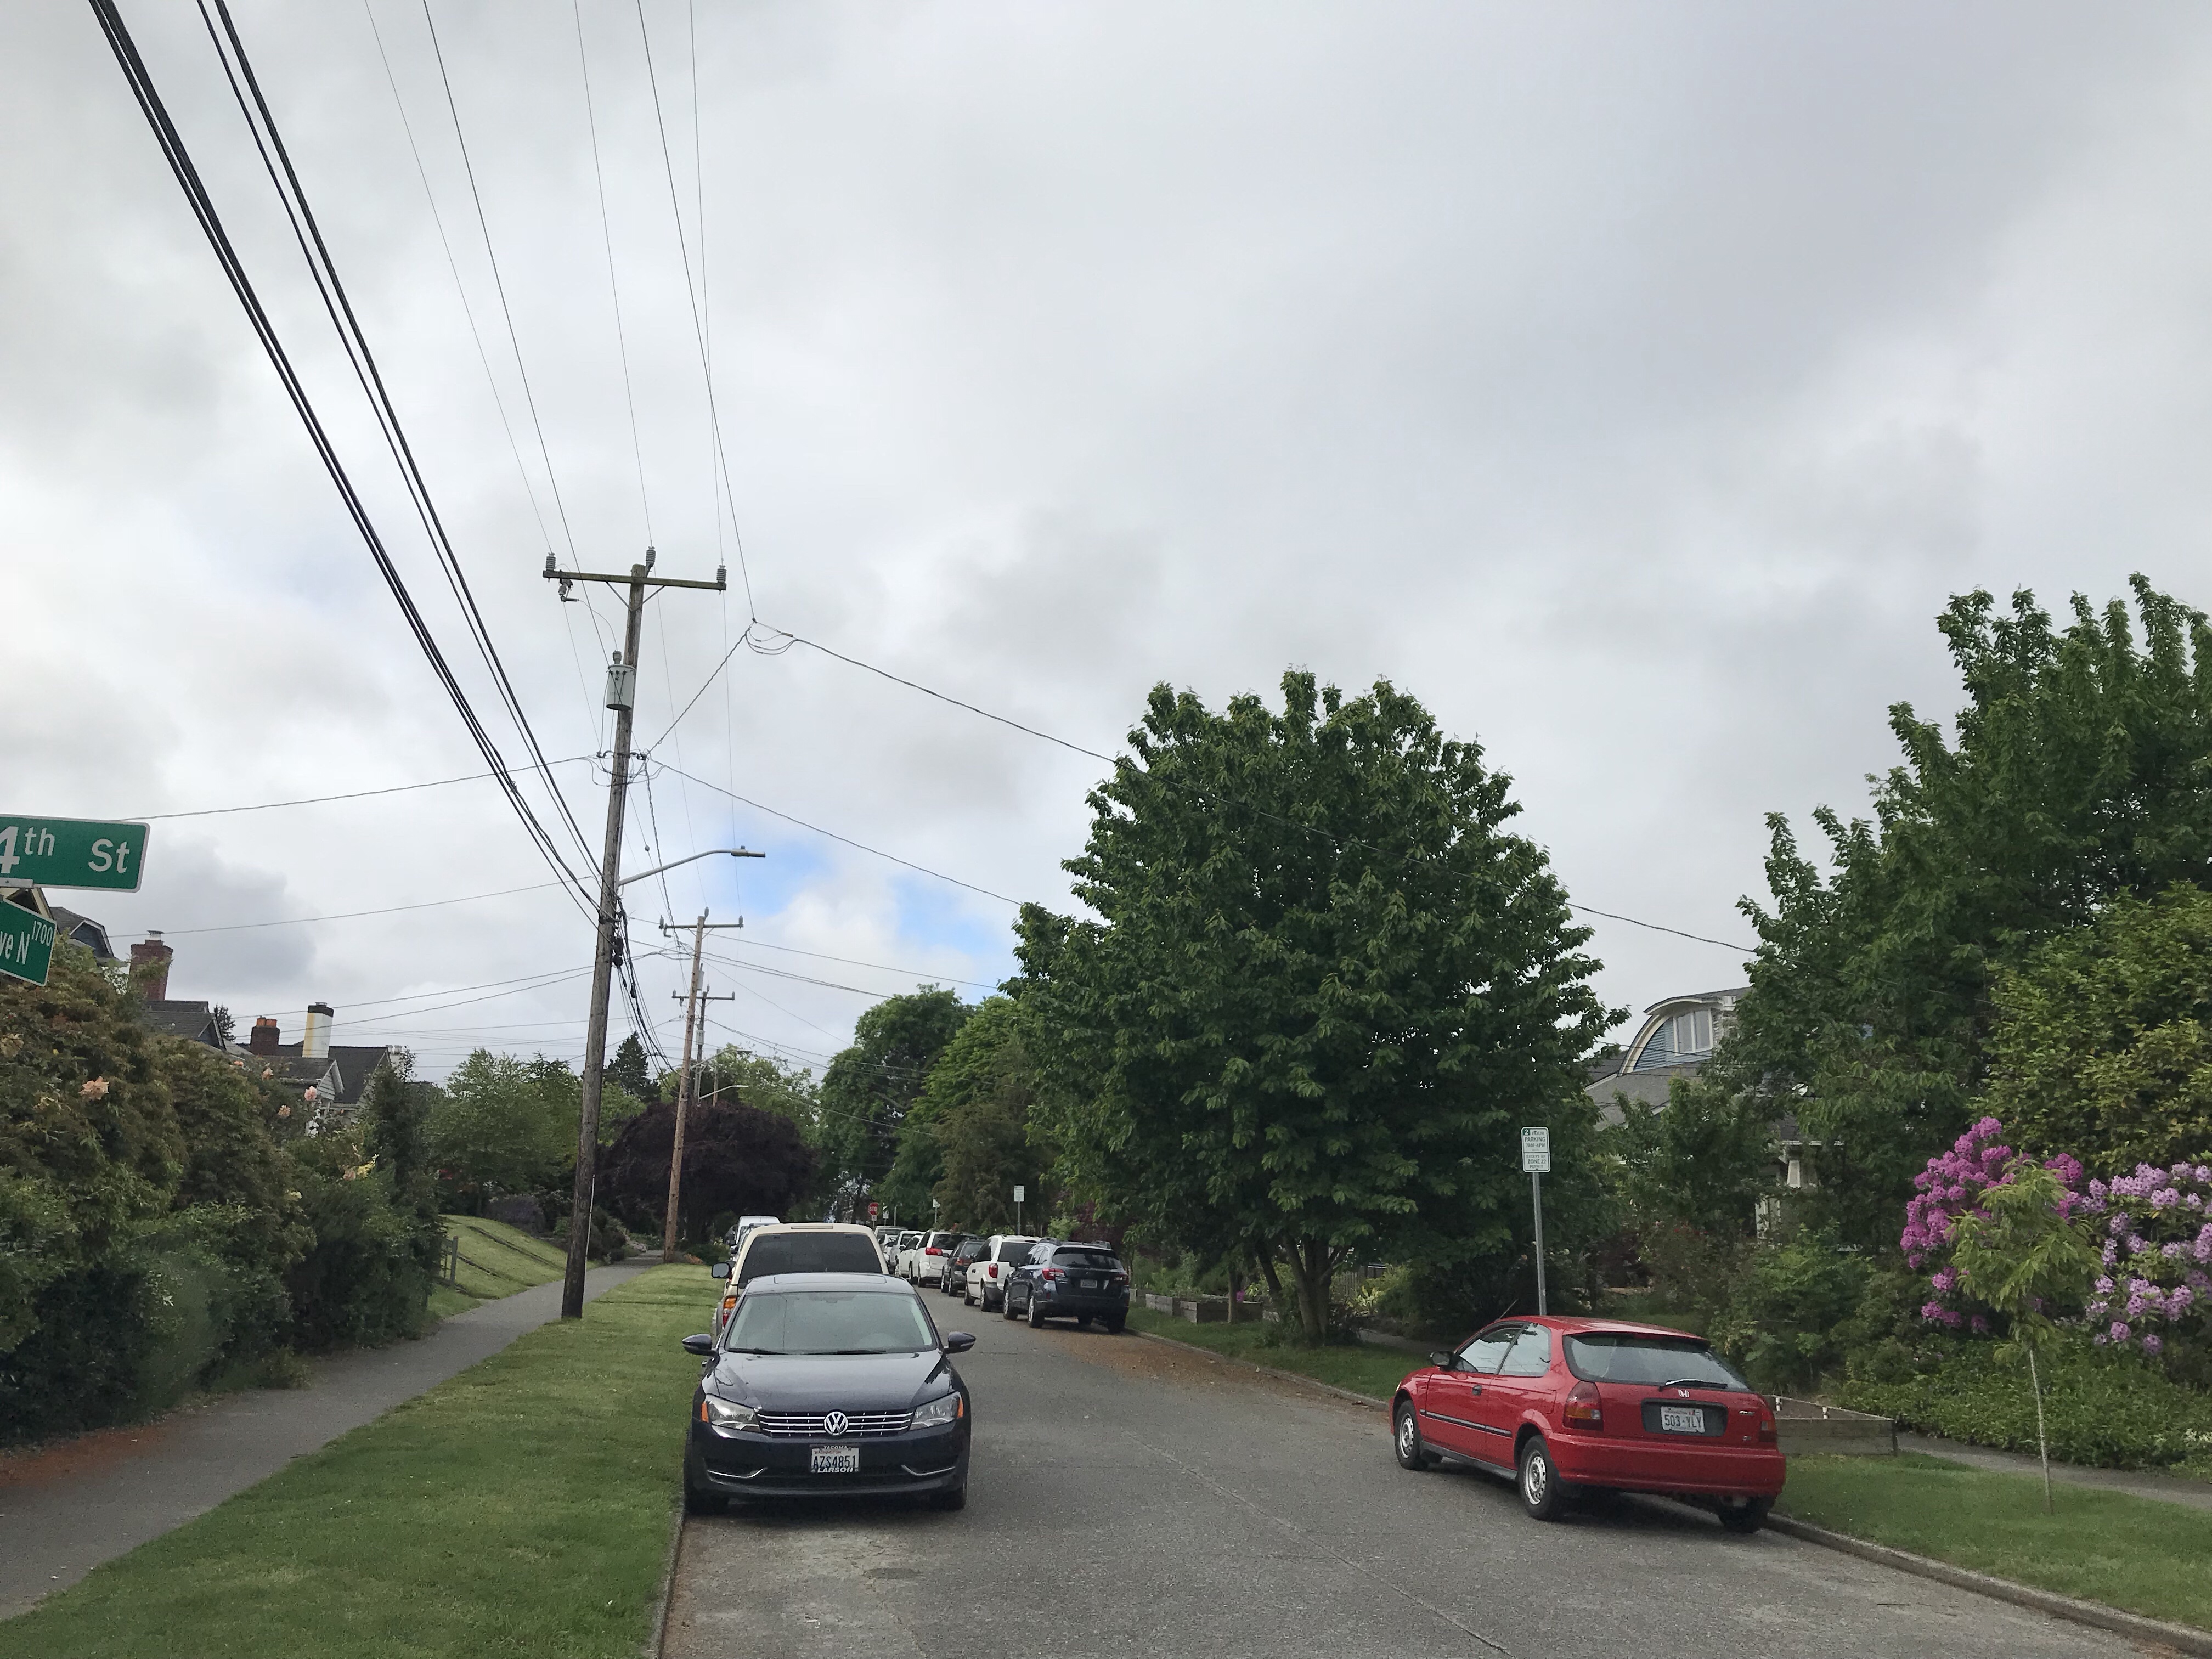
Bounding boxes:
1391 1316 1782 1531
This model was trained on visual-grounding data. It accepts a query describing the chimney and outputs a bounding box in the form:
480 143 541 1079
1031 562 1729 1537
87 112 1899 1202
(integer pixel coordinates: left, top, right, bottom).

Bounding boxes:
249 1017 281 1056
303 1002 333 1059
131 934 173 1001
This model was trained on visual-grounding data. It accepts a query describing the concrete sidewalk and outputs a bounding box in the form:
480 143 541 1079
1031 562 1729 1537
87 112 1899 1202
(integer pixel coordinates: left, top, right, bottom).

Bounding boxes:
0 1262 646 1617
1901 1431 2212 1513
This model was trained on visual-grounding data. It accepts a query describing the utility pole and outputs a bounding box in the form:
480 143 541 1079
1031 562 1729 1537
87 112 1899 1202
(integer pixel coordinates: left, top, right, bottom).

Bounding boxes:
661 911 738 1262
545 549 726 1320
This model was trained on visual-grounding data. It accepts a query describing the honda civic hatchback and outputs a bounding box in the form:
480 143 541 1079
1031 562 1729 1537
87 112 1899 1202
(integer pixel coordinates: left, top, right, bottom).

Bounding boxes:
682 1273 974 1513
1391 1317 1781 1531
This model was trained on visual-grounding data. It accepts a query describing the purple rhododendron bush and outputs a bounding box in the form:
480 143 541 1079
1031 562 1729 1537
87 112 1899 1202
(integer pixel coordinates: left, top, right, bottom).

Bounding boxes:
1839 1115 2212 1470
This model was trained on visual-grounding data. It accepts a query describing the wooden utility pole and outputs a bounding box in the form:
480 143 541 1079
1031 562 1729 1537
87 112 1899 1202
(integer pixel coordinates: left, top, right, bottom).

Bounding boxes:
543 550 732 1320
661 914 738 1260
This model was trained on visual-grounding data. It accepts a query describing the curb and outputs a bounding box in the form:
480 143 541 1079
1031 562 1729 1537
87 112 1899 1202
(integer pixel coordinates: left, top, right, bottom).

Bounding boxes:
1765 1513 2212 1657
1126 1326 1393 1412
646 1500 684 1659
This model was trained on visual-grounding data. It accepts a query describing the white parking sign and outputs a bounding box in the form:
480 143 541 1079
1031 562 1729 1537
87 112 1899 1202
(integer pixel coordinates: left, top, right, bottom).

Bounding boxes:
1520 1127 1551 1173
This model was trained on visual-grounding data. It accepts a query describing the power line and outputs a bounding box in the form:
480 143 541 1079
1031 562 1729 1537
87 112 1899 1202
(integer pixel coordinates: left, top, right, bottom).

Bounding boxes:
703 936 999 992
133 882 566 936
131 755 592 820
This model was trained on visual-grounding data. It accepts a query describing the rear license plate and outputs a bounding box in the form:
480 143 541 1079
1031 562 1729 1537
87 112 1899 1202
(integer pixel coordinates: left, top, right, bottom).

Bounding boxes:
1082 1277 1102 1290
1658 1405 1706 1435
810 1445 860 1475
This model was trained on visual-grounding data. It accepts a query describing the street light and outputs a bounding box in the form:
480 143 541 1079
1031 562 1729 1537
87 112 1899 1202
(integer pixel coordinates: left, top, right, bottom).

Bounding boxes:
618 847 763 887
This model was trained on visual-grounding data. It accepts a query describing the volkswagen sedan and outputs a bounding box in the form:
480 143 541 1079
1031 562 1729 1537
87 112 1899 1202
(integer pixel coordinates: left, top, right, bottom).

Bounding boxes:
682 1273 974 1514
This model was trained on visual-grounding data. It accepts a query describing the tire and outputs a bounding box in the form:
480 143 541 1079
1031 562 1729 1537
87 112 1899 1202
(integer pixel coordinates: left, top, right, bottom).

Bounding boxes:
1718 1498 1771 1534
1075 1314 1092 1329
1393 1403 1434 1471
1027 1293 1046 1328
1103 1314 1125 1334
684 1481 727 1516
929 1481 968 1512
1517 1435 1568 1522
963 1284 978 1307
1002 1288 1020 1320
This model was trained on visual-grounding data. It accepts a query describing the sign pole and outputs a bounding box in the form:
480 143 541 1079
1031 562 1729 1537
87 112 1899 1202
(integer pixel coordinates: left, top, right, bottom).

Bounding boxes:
1520 1126 1552 1317
1531 1170 1548 1317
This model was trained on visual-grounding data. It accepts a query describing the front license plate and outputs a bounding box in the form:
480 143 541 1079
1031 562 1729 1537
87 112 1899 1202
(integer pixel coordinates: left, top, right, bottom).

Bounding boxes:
1658 1405 1706 1435
810 1445 860 1475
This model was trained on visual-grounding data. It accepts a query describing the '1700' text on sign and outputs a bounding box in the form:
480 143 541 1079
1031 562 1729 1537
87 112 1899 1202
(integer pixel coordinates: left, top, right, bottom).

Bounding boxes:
0 902 56 986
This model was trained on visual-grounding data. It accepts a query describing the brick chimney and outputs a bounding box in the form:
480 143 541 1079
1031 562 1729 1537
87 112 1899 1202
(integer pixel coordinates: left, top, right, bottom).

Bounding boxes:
249 1017 281 1056
130 934 173 1001
303 1002 333 1059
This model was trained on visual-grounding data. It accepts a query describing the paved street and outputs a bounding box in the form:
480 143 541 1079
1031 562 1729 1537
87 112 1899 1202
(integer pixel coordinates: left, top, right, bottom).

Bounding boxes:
0 1262 645 1617
664 1309 2141 1659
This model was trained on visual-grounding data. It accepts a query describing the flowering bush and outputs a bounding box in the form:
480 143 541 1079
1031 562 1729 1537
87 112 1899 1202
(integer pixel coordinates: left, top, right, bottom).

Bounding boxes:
1900 1116 2084 1332
2080 1161 2212 1357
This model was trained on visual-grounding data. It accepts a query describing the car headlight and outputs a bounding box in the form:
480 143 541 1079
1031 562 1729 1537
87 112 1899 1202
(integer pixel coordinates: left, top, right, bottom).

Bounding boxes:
699 1395 759 1436
910 1392 963 1430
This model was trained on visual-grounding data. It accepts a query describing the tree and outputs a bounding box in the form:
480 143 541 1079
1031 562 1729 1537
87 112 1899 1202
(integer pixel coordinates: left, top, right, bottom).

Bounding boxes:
425 1052 577 1205
1950 1163 2101 1511
1019 670 1613 1342
606 1034 654 1102
1716 578 2212 1246
596 1097 818 1242
693 1046 820 1139
886 997 1053 1232
1985 884 2212 1175
815 990 972 1215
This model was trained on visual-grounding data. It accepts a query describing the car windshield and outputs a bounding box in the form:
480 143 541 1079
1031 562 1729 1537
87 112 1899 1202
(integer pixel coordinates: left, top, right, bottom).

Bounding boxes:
1053 1249 1121 1270
723 1290 937 1355
736 1233 884 1285
1565 1333 1750 1390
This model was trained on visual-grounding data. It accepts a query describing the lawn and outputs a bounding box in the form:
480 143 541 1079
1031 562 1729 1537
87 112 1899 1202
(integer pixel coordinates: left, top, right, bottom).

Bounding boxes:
427 1215 573 1319
0 1265 714 1659
1125 1306 1417 1400
1780 1452 2212 1634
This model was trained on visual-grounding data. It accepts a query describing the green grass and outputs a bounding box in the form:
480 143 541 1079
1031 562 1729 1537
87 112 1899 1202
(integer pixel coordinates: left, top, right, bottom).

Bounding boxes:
427 1216 573 1319
1125 1306 1418 1400
1780 1452 2212 1633
0 1265 714 1659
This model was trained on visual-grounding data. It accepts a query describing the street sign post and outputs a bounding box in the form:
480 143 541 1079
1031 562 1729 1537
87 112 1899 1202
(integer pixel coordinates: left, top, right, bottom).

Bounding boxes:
1521 1127 1552 1315
1013 1183 1025 1234
0 896 57 987
0 817 149 891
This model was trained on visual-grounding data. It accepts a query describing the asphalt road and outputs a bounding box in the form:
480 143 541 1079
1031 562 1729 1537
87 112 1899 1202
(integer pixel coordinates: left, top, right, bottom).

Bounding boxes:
664 1302 2145 1659
0 1260 646 1618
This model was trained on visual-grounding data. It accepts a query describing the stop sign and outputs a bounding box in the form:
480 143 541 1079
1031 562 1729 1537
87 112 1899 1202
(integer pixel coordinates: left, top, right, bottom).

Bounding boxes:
867 1201 880 1220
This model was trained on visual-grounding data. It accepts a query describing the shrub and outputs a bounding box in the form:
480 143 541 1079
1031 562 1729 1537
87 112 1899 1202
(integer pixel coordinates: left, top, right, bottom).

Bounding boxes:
1709 1230 1869 1393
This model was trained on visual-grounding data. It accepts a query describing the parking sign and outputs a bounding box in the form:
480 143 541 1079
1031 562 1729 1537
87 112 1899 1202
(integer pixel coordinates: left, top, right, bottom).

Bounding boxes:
1520 1127 1551 1173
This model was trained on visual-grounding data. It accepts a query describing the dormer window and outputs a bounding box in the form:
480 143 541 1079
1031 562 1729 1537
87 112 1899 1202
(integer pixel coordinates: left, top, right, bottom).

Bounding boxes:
1628 1006 1715 1071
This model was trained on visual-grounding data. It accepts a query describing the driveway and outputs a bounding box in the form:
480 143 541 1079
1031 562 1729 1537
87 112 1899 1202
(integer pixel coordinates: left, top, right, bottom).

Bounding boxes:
664 1305 2144 1659
0 1261 646 1617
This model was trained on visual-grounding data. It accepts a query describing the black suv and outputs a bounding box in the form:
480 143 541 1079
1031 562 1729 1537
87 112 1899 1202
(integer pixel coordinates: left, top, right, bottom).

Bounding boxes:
1004 1240 1130 1331
943 1236 989 1297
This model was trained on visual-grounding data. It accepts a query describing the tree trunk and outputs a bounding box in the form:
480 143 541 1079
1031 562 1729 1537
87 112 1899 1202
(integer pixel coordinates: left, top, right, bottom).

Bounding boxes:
1286 1238 1332 1346
2029 1345 2053 1515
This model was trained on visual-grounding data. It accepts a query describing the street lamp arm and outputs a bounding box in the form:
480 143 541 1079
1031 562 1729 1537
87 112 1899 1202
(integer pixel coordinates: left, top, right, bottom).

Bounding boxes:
617 847 765 887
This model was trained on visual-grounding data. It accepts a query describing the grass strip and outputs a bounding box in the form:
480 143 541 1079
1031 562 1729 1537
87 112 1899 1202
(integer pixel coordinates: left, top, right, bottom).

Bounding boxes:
0 1265 715 1659
1125 1306 1414 1400
429 1217 573 1318
1779 1452 2212 1633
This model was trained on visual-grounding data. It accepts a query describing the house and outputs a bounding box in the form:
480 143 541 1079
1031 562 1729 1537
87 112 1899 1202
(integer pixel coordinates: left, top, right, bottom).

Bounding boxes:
1584 986 1746 1124
48 905 118 963
252 1003 404 1128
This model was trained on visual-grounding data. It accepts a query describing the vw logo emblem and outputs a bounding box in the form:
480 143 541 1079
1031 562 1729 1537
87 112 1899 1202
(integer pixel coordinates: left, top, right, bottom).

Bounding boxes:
824 1411 848 1438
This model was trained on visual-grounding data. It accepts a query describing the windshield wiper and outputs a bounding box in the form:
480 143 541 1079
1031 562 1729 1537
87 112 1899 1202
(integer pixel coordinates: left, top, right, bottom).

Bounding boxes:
722 1346 777 1355
1656 1377 1740 1390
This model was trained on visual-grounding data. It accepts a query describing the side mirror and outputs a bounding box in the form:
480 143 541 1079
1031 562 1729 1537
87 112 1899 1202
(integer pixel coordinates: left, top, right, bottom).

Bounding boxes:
710 1261 731 1280
943 1332 977 1353
1429 1351 1458 1372
682 1333 715 1356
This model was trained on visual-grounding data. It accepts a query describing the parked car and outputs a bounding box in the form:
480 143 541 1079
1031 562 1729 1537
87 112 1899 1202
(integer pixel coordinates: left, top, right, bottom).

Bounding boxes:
898 1230 963 1287
724 1215 780 1252
712 1223 889 1338
963 1234 1038 1311
681 1272 974 1513
1003 1240 1130 1331
890 1231 922 1276
1390 1317 1782 1530
943 1237 989 1297
873 1226 903 1260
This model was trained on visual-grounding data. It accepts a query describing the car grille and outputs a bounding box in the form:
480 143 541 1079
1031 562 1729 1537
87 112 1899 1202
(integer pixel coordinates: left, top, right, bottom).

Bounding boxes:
757 1410 913 1438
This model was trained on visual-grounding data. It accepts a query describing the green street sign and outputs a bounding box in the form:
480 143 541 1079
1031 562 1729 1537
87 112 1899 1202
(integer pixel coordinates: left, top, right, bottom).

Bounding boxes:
0 899 55 986
0 816 150 891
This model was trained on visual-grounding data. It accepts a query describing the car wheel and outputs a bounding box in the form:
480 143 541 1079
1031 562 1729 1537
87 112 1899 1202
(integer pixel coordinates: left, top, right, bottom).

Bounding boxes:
1001 1289 1020 1320
963 1284 977 1307
1718 1497 1771 1534
1516 1435 1568 1522
929 1481 967 1512
1027 1293 1046 1328
1103 1314 1125 1334
1393 1403 1435 1471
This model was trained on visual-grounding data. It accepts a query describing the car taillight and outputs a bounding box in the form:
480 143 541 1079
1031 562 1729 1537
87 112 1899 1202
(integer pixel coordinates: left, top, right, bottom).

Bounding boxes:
1563 1380 1603 1430
1757 1412 1776 1443
985 1264 998 1278
1040 1266 1064 1280
1111 1272 1128 1285
925 1247 943 1255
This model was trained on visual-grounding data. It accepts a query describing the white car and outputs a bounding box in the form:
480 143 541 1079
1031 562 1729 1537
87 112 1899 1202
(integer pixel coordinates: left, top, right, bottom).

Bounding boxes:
897 1229 962 1286
711 1222 887 1337
873 1225 904 1261
963 1234 1039 1311
724 1214 780 1251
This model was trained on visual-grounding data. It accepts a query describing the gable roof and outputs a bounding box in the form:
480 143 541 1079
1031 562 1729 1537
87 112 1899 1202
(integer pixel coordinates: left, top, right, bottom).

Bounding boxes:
274 1041 402 1106
48 906 117 962
143 999 224 1047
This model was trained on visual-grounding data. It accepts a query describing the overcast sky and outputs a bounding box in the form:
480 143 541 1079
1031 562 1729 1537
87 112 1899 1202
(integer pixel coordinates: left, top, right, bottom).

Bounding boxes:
6 2 2210 1081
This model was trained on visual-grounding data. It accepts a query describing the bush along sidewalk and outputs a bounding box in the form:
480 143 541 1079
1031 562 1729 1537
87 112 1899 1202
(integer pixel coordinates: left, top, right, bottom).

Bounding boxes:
0 1264 712 1659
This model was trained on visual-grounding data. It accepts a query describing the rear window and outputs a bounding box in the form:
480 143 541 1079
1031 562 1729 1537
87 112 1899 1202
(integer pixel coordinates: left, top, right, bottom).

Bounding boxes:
1564 1333 1750 1390
995 1239 1034 1262
1052 1249 1121 1271
737 1232 884 1285
926 1232 959 1248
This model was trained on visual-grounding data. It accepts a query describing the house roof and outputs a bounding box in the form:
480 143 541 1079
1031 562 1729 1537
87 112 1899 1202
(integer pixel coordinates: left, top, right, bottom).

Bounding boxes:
48 906 117 962
1585 1063 1701 1125
143 1000 224 1047
275 1041 401 1105
1640 986 1749 1015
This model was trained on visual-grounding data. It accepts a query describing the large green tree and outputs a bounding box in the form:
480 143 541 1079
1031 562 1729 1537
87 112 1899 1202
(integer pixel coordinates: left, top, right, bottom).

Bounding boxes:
425 1052 578 1204
878 997 1053 1232
1018 670 1612 1341
1715 578 2212 1245
815 990 971 1217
